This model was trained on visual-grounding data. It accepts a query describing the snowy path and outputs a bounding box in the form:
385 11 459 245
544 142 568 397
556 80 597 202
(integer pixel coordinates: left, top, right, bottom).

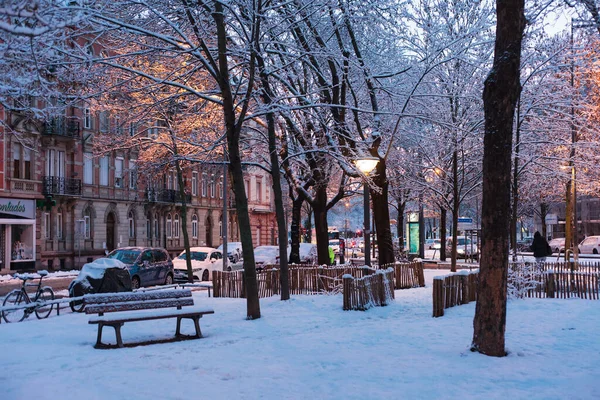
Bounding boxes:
0 270 598 399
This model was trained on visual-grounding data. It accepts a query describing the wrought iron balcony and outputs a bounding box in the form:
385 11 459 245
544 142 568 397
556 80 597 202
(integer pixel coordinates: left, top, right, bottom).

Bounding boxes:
146 188 192 204
42 176 82 196
43 117 80 139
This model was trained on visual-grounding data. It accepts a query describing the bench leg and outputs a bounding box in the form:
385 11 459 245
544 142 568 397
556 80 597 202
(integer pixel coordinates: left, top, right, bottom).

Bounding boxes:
95 322 124 348
175 316 202 338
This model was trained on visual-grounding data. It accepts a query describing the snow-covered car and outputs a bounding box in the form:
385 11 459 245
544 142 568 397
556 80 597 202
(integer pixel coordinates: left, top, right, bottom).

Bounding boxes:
446 237 479 260
578 236 600 254
254 245 280 270
298 243 318 264
548 238 565 254
426 239 441 250
173 247 224 282
217 242 243 263
106 247 174 289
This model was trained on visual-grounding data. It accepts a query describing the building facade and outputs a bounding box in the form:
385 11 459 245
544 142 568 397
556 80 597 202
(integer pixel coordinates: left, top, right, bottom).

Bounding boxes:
0 104 277 273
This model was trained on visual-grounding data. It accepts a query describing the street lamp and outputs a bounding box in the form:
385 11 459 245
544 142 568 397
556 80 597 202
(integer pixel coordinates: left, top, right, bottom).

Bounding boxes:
344 201 350 262
354 156 379 266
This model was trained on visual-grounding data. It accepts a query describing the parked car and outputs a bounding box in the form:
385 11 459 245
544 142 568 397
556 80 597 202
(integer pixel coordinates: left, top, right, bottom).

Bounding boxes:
173 247 224 282
106 247 174 289
578 236 600 254
426 239 441 250
254 245 280 270
548 238 566 254
217 242 243 263
516 237 534 252
298 243 318 263
446 237 479 260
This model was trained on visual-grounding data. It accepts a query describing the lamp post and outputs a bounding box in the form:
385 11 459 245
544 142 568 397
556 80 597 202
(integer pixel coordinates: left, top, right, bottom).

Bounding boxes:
355 157 379 266
345 201 350 262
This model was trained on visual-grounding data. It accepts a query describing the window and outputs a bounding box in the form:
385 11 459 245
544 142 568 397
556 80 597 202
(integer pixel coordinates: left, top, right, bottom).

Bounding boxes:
245 180 250 200
173 214 180 238
256 180 262 202
219 216 223 238
12 142 20 179
115 158 123 188
83 108 92 129
100 156 109 186
192 215 198 238
46 149 65 178
167 174 173 190
23 147 31 180
84 153 93 184
99 111 109 133
166 214 172 238
201 173 207 197
44 213 51 239
146 213 152 239
256 227 260 246
129 122 136 137
154 213 160 239
84 215 91 239
114 115 122 135
218 178 223 199
128 211 135 238
192 172 198 196
210 174 216 198
56 213 63 239
129 160 137 189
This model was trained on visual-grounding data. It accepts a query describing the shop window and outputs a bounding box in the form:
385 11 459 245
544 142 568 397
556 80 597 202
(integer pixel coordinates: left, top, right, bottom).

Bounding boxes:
12 224 34 261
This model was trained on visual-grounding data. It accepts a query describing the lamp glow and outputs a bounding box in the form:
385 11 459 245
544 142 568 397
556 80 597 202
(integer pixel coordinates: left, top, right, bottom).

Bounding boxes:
354 157 379 175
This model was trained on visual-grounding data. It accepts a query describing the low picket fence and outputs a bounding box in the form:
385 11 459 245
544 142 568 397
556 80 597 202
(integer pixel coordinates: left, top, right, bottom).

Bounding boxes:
432 271 478 317
212 261 424 299
342 267 395 311
433 261 600 317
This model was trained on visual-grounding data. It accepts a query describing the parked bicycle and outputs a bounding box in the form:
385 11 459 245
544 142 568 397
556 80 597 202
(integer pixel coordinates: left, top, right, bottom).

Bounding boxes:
2 271 55 323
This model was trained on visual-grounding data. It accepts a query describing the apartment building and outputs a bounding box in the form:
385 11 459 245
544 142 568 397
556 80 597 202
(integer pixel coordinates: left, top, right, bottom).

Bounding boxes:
0 103 277 272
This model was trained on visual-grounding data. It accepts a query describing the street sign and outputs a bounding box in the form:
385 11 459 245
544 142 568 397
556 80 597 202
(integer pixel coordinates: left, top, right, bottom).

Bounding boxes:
457 217 473 231
545 214 558 225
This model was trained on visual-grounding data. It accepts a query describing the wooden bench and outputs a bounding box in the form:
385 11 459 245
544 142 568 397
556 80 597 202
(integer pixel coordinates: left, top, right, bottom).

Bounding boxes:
83 289 214 349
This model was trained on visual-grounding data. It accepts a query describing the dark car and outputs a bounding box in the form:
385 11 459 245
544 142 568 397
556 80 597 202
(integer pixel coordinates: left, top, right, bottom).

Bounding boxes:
106 247 174 289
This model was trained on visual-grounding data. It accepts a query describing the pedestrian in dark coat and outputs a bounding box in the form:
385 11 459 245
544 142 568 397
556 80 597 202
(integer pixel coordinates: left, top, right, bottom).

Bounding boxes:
530 231 551 263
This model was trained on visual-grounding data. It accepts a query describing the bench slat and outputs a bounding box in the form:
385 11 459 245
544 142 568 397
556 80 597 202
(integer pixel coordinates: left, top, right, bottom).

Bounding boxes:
85 298 194 314
88 307 215 324
84 289 192 305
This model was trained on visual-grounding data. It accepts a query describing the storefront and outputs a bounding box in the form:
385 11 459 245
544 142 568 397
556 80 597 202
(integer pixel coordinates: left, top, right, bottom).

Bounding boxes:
0 198 36 271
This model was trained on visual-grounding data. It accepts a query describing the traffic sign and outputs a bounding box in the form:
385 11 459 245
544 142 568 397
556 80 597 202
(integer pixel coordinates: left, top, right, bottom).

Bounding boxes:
545 214 558 225
457 217 474 231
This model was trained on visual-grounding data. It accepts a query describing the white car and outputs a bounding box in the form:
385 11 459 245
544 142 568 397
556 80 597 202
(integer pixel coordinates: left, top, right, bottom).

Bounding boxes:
548 238 565 254
446 237 479 259
217 242 243 263
578 236 600 254
173 247 224 282
254 246 279 270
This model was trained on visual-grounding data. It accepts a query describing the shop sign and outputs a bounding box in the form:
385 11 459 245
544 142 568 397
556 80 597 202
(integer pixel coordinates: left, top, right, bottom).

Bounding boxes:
0 198 35 219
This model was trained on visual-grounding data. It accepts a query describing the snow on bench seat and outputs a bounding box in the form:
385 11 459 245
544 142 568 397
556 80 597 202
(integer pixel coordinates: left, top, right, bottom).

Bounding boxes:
88 307 215 324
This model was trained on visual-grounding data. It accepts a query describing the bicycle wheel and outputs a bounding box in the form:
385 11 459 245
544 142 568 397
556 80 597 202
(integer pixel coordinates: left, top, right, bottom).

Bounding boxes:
2 290 28 323
35 287 55 319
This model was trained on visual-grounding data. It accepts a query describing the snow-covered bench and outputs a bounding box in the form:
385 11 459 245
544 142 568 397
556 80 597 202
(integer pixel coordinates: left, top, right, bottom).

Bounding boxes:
83 289 214 349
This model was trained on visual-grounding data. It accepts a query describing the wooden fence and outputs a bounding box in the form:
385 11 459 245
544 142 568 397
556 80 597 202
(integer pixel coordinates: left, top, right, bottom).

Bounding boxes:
343 268 395 311
433 261 600 317
212 261 424 299
432 271 478 317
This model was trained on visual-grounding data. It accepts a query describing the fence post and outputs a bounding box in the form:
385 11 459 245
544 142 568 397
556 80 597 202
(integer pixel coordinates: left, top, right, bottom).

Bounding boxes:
212 271 220 297
343 275 353 310
433 278 444 317
417 261 425 287
460 274 468 304
546 271 555 298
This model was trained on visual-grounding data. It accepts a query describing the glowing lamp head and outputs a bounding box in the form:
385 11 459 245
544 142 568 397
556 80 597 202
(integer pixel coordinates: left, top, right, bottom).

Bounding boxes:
354 157 379 175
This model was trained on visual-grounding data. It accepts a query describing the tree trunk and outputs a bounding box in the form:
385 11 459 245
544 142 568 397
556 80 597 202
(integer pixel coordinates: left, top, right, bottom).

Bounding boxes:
256 51 289 300
451 149 459 272
472 0 525 357
174 158 193 283
213 1 260 319
371 161 394 266
511 99 521 260
397 199 405 252
313 185 330 265
540 203 548 239
289 195 304 264
440 207 447 261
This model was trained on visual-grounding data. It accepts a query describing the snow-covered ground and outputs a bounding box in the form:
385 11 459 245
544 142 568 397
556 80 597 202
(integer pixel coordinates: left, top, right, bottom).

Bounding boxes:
1 270 599 400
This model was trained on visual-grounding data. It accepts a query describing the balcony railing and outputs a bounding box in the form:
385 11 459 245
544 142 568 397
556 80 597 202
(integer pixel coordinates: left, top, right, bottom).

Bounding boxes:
43 118 80 139
42 176 82 196
146 188 192 204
